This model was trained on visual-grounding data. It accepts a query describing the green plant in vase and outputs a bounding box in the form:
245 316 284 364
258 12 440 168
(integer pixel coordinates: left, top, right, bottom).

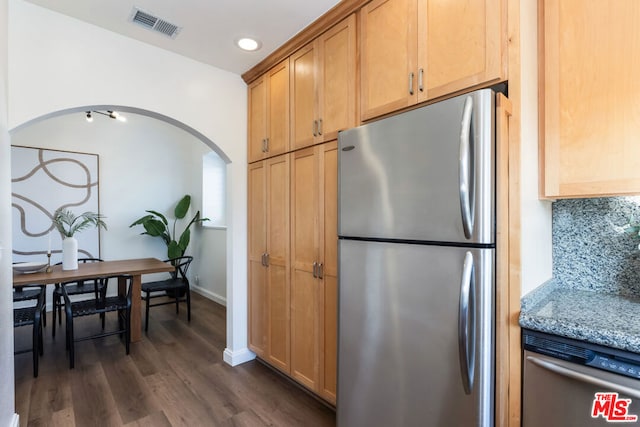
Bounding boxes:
52 208 107 270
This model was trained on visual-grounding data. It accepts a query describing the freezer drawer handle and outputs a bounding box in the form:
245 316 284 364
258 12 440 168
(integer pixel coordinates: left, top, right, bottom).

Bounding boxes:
458 251 476 395
526 355 640 399
459 95 475 239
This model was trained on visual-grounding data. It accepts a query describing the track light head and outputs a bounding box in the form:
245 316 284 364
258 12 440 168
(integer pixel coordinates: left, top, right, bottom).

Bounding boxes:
84 110 126 123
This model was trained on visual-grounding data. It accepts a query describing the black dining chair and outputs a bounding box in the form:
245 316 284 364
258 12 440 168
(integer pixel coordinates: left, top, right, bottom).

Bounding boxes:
13 285 47 327
52 258 106 337
13 287 45 377
62 274 133 369
141 256 193 332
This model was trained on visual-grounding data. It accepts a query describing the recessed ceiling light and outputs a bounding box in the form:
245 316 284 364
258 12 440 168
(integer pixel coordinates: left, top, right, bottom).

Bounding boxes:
236 37 261 52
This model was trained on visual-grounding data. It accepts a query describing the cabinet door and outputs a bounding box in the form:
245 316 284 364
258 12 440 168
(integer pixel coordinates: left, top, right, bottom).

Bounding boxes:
318 14 357 142
318 141 338 404
248 77 267 163
290 142 339 401
290 147 320 390
266 60 290 158
291 44 317 151
420 0 505 101
266 154 290 373
248 161 267 356
541 0 640 198
360 0 418 121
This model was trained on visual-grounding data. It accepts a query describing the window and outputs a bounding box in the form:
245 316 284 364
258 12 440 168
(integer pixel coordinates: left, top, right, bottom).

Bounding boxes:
202 152 226 228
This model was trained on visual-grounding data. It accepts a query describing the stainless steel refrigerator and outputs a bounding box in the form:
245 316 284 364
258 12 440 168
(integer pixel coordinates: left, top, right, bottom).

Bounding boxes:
337 88 496 427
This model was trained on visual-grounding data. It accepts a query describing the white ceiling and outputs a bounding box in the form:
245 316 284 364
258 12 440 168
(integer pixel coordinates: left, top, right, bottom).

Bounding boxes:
24 0 342 76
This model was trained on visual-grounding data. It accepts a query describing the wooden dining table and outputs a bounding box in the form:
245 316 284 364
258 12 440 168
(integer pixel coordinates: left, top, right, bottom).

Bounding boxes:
13 257 175 342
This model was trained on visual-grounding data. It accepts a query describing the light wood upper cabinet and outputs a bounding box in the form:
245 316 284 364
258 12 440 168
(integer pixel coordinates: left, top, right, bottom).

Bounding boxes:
360 0 417 120
360 0 506 120
540 0 640 198
423 0 504 99
291 15 357 150
248 60 290 163
247 155 291 373
290 141 338 404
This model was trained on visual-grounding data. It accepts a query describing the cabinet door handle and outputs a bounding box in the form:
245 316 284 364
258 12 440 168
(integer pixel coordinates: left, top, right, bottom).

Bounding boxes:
312 261 318 278
317 263 324 279
264 253 270 267
418 68 424 93
408 72 415 95
313 120 318 137
265 138 269 152
261 139 265 153
318 119 323 136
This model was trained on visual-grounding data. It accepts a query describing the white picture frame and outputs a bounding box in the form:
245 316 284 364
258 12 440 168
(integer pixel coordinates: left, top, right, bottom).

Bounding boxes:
11 146 101 264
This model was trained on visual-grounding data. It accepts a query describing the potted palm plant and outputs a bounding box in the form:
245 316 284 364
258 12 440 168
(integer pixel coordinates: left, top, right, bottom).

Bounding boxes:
130 195 208 297
52 208 107 270
129 194 208 259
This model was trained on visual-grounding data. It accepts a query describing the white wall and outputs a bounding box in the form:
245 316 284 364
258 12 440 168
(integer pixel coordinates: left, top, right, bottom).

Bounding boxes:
519 0 553 296
7 0 253 372
11 112 227 304
0 0 18 424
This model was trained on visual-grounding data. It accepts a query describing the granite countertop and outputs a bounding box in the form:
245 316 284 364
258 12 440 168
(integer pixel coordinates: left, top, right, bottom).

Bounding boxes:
520 279 640 354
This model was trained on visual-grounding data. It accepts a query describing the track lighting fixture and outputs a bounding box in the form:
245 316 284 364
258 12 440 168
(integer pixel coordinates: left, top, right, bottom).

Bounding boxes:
84 110 127 122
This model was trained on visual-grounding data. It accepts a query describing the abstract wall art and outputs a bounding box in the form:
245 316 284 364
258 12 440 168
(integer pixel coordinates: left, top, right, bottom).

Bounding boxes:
11 146 101 264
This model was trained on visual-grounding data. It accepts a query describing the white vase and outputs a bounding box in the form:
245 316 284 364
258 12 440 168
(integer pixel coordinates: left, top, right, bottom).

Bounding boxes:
62 236 78 270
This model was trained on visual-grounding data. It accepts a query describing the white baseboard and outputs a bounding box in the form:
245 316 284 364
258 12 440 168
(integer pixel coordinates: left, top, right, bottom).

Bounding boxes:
190 285 226 306
223 347 255 366
10 413 19 427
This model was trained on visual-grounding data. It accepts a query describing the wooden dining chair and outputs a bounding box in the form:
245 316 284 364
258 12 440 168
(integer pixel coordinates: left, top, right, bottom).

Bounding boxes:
52 258 106 337
13 287 45 377
141 256 193 332
62 275 133 369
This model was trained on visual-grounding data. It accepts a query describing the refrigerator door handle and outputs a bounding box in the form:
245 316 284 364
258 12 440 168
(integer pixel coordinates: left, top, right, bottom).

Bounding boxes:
459 95 475 239
458 251 476 394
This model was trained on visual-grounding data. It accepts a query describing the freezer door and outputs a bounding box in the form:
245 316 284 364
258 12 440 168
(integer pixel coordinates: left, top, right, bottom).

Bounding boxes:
338 89 495 244
523 351 640 426
337 240 494 427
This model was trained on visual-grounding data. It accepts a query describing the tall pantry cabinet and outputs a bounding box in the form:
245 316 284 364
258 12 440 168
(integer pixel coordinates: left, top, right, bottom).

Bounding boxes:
247 15 354 405
290 142 338 402
248 155 291 373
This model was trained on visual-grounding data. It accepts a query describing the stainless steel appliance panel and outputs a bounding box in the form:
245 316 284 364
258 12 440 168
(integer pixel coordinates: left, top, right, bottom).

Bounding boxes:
338 89 495 245
524 351 640 427
337 239 494 427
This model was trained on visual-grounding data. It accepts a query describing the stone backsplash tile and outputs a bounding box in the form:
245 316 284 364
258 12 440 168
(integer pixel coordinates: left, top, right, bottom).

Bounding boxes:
553 197 640 297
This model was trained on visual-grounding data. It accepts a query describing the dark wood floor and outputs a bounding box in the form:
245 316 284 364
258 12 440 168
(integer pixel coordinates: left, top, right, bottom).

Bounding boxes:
14 293 336 427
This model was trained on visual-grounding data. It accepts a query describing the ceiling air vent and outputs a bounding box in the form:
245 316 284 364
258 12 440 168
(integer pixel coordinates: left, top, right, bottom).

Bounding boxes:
129 7 181 39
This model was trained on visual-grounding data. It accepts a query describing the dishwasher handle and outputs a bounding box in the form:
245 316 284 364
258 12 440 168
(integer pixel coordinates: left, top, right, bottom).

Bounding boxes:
527 355 640 399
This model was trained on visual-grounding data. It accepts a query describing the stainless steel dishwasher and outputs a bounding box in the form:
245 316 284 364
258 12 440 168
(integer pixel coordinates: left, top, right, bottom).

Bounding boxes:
523 329 640 426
